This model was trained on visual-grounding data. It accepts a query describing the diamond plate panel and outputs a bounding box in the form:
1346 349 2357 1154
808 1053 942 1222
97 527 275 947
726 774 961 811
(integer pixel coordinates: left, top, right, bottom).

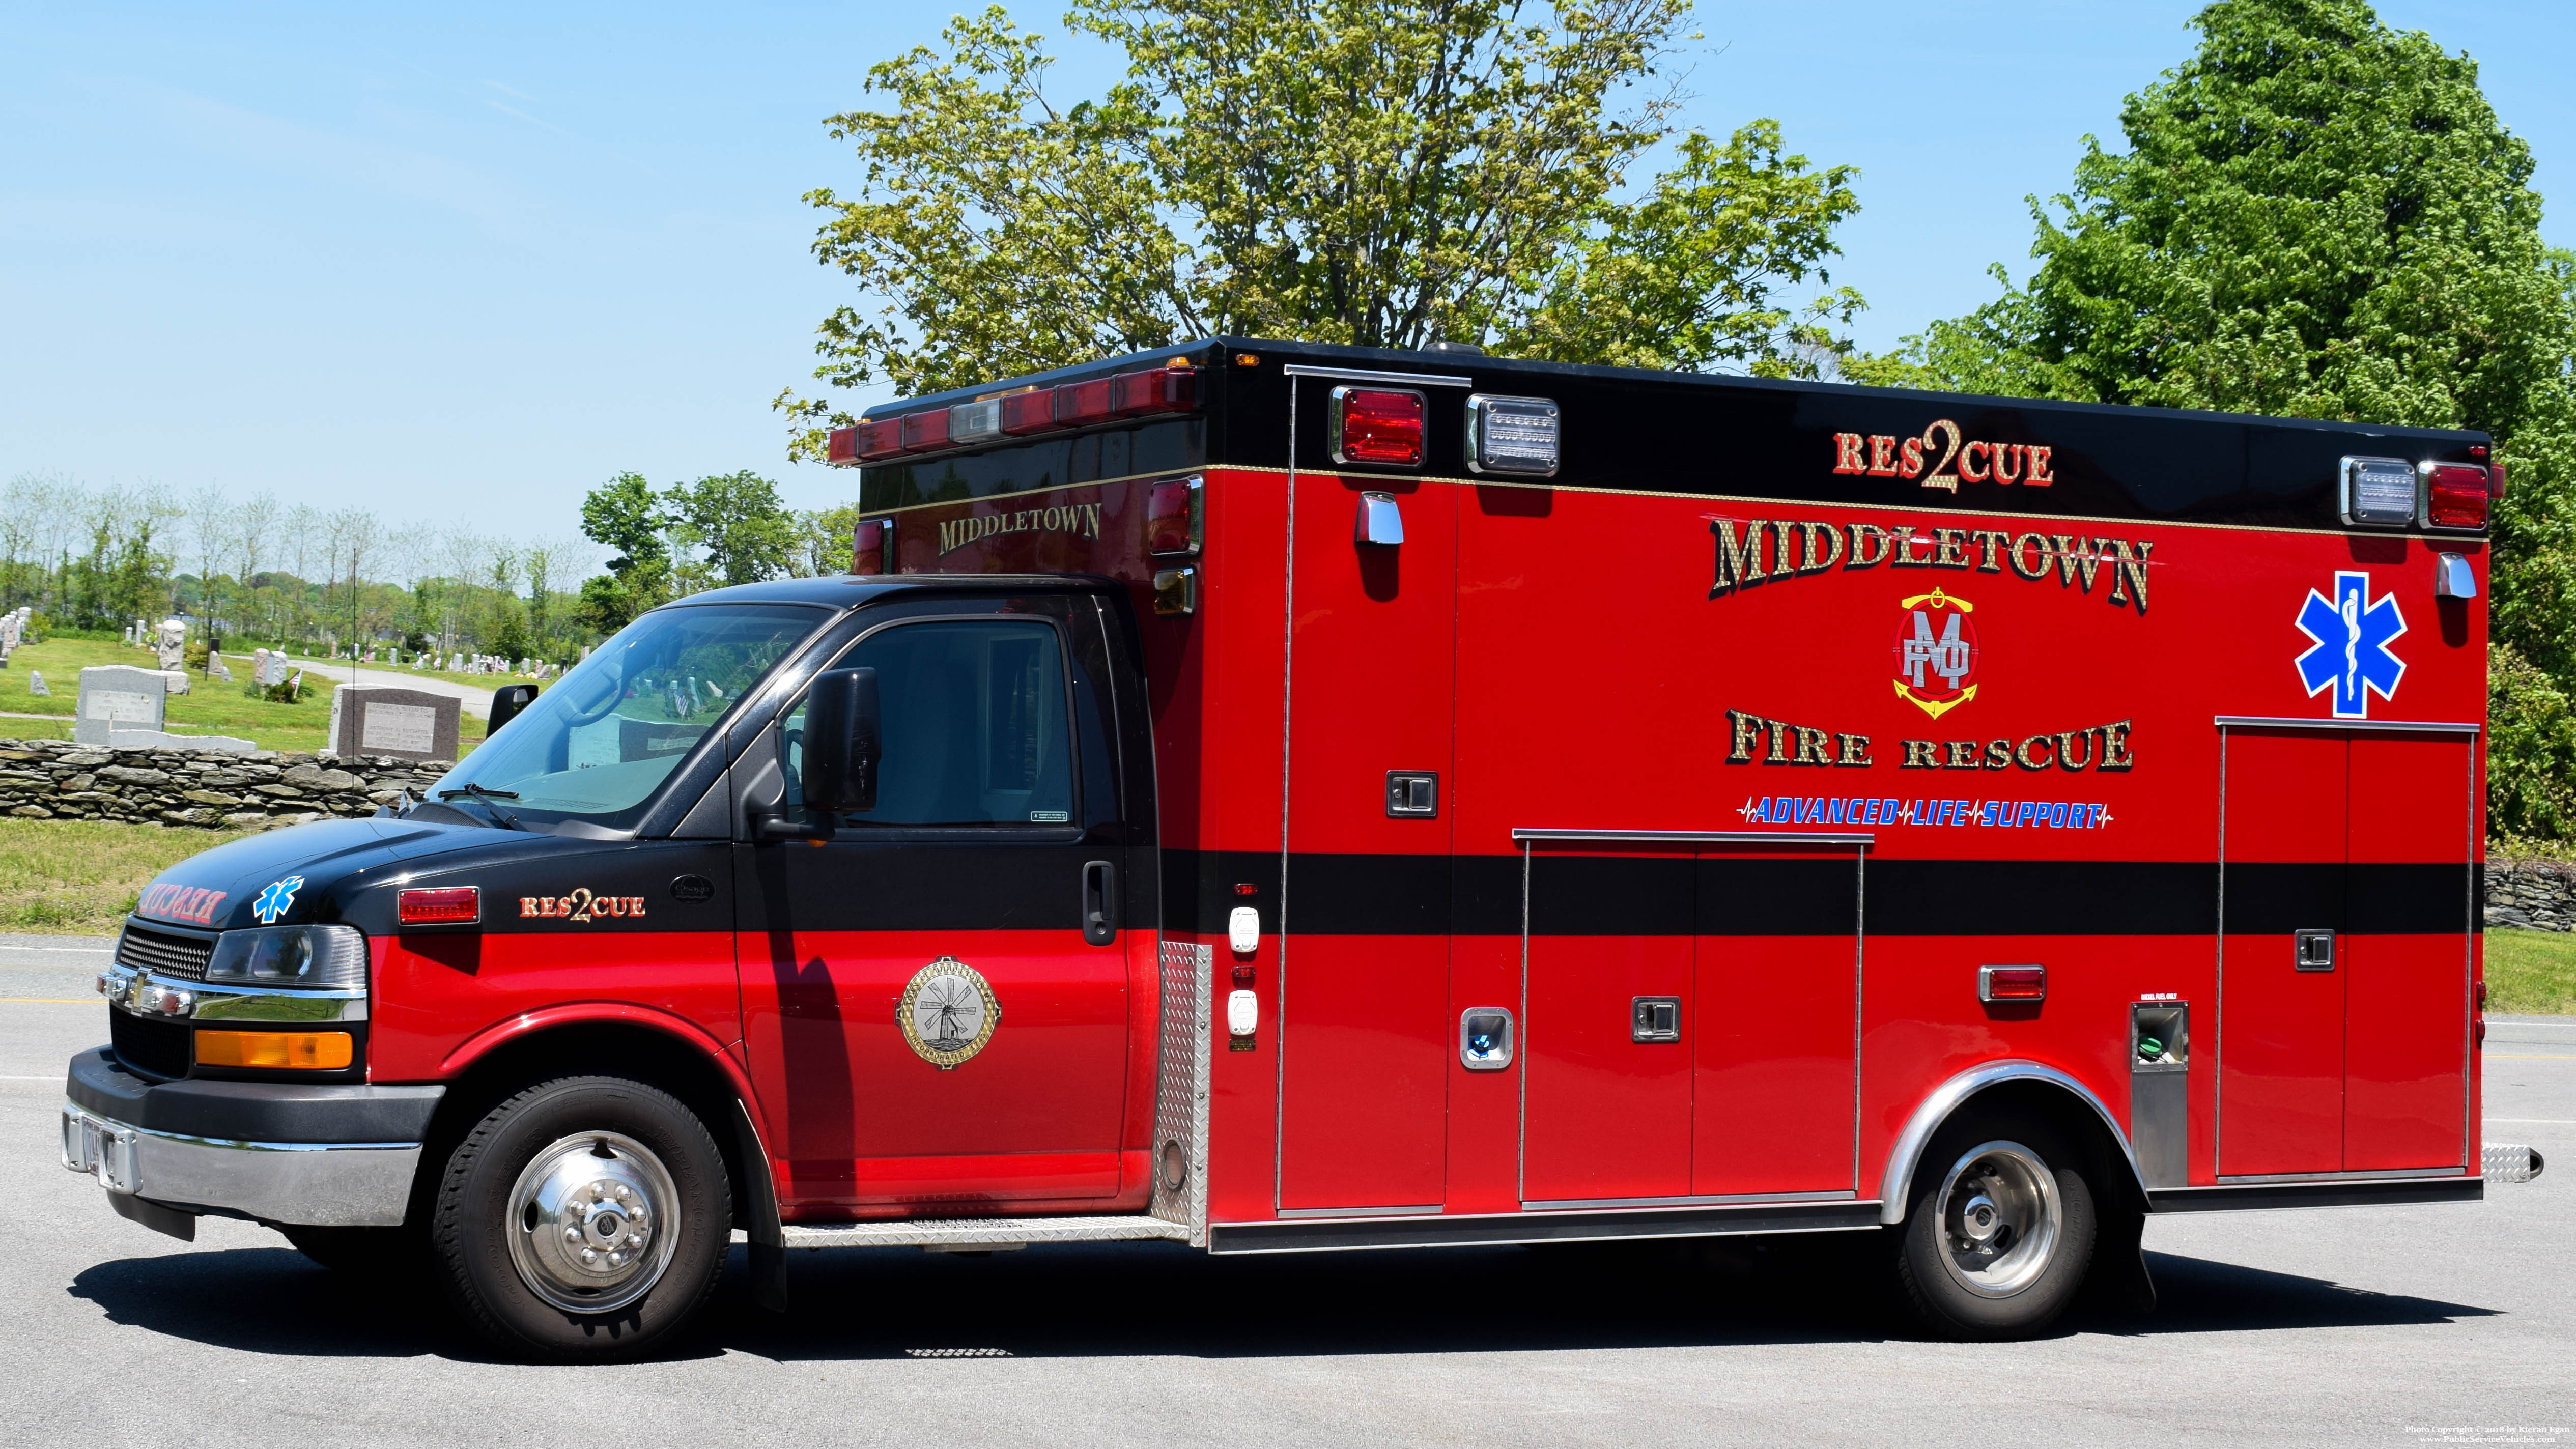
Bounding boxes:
2482 1141 2544 1183
779 1215 1192 1248
1150 937 1213 1243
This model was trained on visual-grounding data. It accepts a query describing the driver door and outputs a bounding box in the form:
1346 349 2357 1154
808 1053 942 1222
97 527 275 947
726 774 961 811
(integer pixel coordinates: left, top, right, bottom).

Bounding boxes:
734 598 1134 1209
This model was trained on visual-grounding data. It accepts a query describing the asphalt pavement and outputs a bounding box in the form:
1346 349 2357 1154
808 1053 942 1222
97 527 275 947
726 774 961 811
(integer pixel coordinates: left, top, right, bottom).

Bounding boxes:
4 932 2569 1448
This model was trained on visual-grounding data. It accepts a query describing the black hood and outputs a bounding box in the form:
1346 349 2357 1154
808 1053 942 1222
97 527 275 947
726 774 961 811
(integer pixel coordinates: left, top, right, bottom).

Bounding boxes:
128 817 589 934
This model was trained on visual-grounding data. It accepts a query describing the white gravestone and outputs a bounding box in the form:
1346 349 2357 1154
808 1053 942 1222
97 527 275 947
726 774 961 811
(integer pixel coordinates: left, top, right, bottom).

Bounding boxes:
73 665 251 753
28 671 47 697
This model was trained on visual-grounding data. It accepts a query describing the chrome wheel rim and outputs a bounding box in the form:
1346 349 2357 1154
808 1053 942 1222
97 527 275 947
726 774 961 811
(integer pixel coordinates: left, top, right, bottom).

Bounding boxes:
503 1130 681 1314
1933 1140 2061 1299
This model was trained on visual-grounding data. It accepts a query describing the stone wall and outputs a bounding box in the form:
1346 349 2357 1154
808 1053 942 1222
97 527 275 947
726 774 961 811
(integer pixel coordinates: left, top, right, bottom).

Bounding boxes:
2487 858 2576 932
0 737 449 830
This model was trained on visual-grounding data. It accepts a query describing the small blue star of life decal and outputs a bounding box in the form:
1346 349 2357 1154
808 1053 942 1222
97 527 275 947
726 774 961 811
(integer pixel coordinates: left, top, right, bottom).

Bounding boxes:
2294 571 2406 719
251 874 305 925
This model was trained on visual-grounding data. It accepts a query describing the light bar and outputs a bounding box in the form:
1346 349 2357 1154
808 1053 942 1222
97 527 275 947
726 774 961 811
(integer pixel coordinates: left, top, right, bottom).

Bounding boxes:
826 365 1204 467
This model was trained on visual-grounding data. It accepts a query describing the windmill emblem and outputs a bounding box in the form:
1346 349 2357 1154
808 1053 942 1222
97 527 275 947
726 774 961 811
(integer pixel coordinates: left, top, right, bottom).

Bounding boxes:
897 956 1001 1069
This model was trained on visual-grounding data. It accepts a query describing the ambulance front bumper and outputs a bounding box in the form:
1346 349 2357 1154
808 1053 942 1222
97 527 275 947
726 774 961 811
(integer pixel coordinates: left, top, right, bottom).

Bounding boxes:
60 1047 439 1230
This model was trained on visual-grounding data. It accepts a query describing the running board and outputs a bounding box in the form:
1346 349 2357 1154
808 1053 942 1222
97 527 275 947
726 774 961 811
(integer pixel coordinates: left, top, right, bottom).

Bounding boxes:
780 1215 1192 1251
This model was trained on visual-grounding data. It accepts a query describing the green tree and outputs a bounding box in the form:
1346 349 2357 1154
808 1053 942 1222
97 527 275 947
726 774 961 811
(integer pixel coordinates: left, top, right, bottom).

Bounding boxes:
777 0 1867 456
576 472 673 634
1876 0 2576 837
668 472 800 589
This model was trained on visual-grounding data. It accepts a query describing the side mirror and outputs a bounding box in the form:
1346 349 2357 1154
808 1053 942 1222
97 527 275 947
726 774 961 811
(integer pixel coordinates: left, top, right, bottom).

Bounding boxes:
801 667 882 814
488 684 539 735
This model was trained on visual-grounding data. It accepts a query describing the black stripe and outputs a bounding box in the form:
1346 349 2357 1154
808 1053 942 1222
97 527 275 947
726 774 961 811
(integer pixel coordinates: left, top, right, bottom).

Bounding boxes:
1156 853 2475 939
1869 860 2218 936
2149 1178 2477 1214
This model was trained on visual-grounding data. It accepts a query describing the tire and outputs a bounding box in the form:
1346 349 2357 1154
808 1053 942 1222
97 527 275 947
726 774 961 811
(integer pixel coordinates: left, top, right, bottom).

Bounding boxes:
1891 1114 2098 1341
431 1075 731 1361
281 1224 423 1280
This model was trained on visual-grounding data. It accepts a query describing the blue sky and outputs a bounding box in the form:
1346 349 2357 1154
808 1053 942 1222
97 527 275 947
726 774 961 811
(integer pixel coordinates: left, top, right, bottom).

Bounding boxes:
5 1 2569 540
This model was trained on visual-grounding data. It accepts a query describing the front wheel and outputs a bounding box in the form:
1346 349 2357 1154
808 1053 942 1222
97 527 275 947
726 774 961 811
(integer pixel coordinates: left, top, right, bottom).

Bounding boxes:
1892 1121 2097 1340
431 1075 731 1361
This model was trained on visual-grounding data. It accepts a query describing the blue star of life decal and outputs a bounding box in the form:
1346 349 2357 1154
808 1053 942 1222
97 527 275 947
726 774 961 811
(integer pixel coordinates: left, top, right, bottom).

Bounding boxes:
251 874 305 925
2294 570 2406 719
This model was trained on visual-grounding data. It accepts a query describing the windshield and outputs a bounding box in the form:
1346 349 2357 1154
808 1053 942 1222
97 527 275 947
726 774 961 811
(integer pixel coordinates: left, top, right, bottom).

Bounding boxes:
430 603 824 828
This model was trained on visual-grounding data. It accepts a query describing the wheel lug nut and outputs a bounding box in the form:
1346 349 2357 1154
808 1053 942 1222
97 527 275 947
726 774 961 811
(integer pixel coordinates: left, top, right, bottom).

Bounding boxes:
581 1248 598 1264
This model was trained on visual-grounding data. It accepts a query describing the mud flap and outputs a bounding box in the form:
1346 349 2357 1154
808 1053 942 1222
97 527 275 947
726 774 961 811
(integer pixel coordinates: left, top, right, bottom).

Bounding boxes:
732 1100 788 1313
109 1191 197 1242
2081 1197 2156 1315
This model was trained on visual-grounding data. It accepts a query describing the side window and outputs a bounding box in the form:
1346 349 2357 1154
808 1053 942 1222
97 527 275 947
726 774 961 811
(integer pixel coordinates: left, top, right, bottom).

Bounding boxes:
782 619 1076 827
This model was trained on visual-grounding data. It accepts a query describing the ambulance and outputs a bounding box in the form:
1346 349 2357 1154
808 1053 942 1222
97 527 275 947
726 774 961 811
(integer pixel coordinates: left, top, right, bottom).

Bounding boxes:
62 338 2540 1358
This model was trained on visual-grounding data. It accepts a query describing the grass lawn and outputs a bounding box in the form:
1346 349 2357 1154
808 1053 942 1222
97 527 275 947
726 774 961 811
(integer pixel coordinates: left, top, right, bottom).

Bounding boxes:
0 818 256 934
0 637 488 755
2486 929 2576 1016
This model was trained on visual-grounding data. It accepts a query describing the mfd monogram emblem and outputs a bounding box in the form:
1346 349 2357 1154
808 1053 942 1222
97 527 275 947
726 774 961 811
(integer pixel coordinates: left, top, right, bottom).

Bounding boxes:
897 956 1000 1070
1894 588 1981 719
519 888 646 923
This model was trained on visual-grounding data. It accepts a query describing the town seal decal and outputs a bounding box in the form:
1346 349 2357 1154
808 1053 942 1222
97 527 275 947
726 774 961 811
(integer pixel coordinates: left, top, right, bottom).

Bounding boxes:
1893 588 1980 719
898 956 1001 1070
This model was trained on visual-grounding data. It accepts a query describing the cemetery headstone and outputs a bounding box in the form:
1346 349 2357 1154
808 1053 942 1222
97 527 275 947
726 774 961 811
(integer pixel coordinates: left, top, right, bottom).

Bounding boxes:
73 666 253 753
29 671 47 696
325 684 460 762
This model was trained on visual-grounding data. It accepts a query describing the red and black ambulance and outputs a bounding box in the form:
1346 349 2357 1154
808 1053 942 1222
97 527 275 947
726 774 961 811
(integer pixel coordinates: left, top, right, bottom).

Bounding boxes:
63 337 2537 1357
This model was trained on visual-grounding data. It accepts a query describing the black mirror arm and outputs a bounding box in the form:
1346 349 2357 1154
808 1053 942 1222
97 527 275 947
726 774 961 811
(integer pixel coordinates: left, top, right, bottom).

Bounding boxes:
750 806 832 843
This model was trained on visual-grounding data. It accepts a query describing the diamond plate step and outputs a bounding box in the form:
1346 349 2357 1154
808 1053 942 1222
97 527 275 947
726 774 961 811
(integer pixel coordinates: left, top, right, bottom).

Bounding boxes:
2483 1142 2546 1183
780 1215 1194 1249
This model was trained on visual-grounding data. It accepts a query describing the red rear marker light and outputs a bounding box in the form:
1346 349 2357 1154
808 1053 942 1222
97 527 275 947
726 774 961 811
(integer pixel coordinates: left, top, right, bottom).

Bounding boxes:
2423 463 2490 530
1329 386 1427 467
1056 377 1118 428
1000 388 1057 435
1978 964 2046 1003
1114 366 1198 417
1146 475 1204 557
399 886 479 926
854 417 904 462
826 427 860 466
851 518 895 574
899 409 951 454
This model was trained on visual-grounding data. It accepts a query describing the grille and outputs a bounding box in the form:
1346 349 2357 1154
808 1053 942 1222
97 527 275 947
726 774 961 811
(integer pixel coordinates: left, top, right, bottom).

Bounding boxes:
118 925 213 981
110 1009 191 1079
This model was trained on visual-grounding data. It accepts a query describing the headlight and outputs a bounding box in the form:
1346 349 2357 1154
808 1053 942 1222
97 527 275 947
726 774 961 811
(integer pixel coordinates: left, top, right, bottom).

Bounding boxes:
203 925 369 990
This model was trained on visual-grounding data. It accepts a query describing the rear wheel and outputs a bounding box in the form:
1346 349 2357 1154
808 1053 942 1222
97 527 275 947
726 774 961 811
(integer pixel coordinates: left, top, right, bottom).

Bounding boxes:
431 1075 730 1361
1892 1118 2097 1340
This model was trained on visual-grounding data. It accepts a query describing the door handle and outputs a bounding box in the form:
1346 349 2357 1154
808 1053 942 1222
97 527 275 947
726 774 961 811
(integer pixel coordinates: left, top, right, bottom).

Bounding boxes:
1082 860 1119 946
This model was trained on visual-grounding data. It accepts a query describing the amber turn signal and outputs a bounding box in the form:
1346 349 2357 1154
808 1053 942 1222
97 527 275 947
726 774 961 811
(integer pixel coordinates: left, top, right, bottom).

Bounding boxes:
195 1030 355 1070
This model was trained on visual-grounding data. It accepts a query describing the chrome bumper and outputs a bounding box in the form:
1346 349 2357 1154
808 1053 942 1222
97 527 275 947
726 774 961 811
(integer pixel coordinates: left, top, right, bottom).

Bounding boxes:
61 1100 420 1229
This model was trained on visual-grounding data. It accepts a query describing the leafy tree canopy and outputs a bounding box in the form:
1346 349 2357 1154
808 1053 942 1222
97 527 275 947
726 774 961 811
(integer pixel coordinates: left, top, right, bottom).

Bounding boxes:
778 0 1867 457
1873 0 2576 836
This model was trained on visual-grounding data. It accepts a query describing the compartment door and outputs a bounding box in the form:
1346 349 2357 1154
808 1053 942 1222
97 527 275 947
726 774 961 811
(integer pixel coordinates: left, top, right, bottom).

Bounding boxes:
1692 848 1861 1197
2342 733 2473 1171
1277 471 1456 1212
1522 845 1695 1204
2220 730 2348 1176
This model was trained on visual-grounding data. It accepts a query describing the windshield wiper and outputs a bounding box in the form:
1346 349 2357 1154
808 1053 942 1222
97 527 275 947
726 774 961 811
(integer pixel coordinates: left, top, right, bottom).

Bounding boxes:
437 781 523 829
